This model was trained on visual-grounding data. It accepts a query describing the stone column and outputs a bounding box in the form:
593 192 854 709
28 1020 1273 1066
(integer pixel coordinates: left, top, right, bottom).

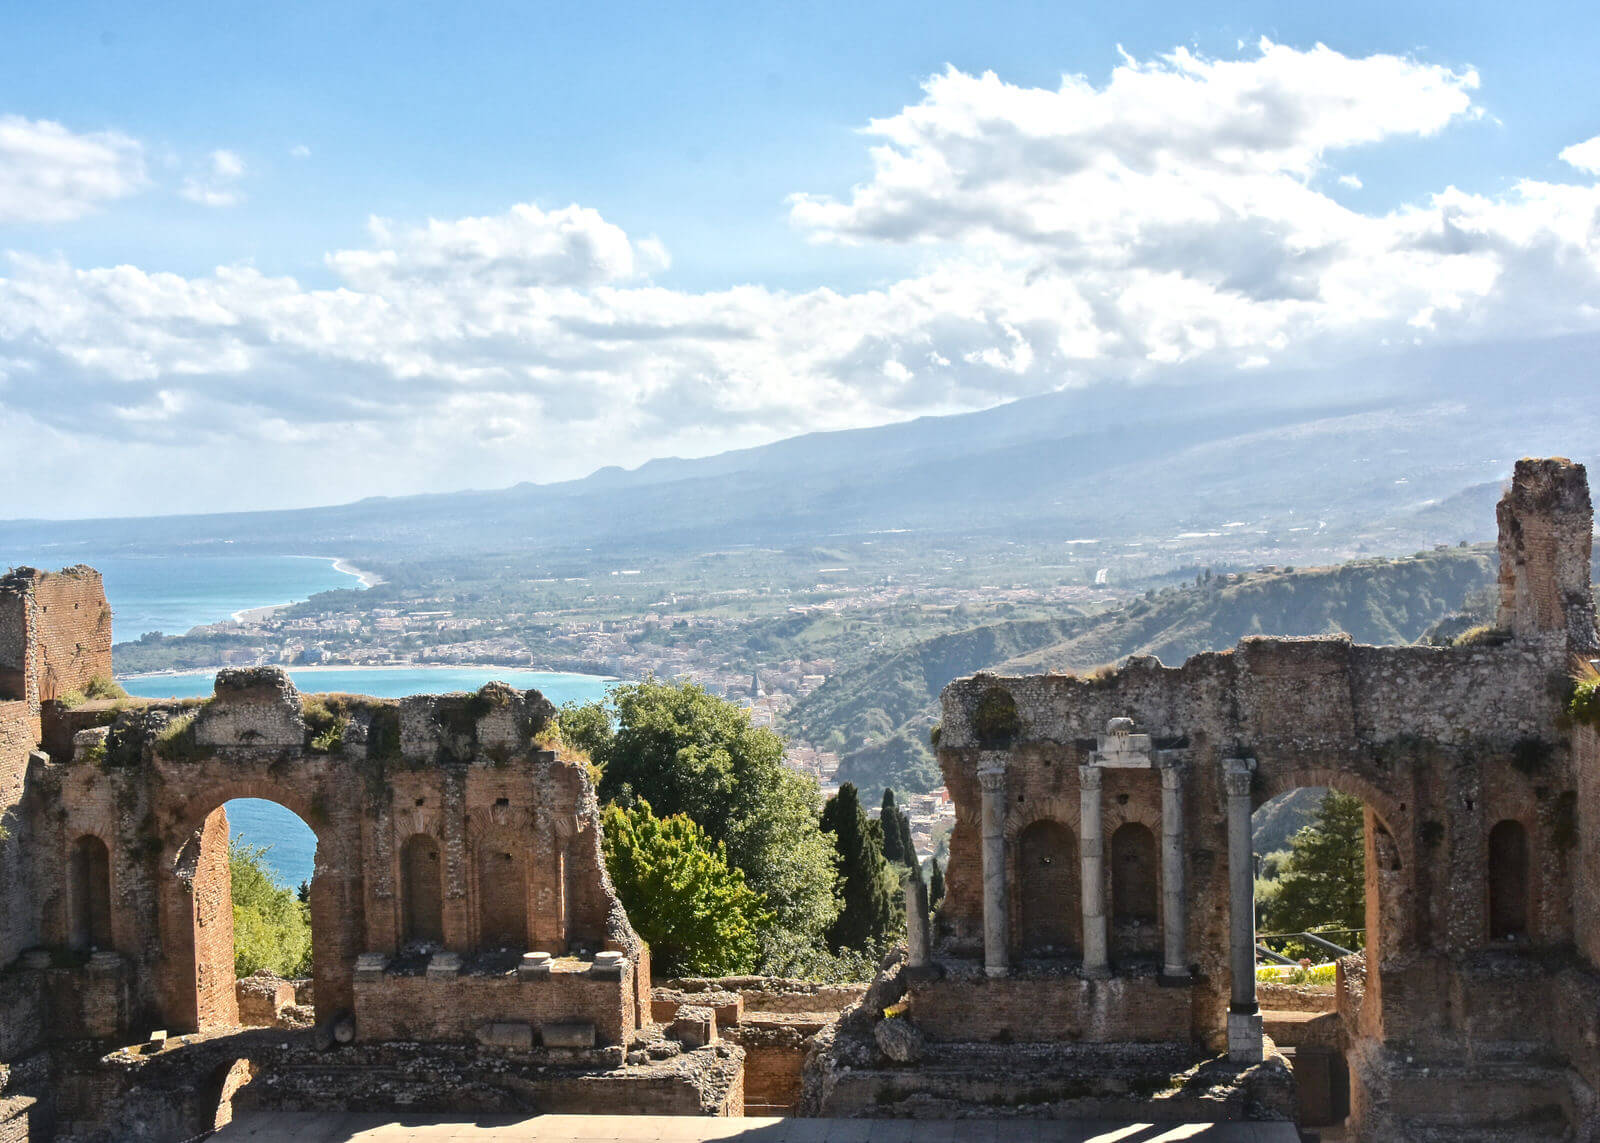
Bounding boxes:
1224 756 1263 1062
1079 764 1108 977
905 872 932 971
978 760 1009 978
1160 761 1188 979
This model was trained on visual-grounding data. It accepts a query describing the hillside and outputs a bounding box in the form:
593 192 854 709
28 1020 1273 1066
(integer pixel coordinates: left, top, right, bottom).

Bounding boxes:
789 547 1497 799
6 332 1599 572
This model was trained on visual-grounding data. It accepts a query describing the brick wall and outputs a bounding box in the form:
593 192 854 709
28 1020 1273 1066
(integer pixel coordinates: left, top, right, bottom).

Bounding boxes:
191 806 240 1030
352 965 635 1045
0 701 40 968
908 972 1194 1043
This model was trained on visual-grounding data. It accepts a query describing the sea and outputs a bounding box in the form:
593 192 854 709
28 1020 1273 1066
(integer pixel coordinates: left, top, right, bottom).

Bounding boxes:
26 552 621 891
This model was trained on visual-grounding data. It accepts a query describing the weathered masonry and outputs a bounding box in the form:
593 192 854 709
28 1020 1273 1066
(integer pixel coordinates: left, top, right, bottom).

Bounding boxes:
809 458 1600 1139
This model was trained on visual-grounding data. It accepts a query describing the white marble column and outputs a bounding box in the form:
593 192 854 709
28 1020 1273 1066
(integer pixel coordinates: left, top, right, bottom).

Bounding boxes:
1224 756 1263 1062
978 760 1009 978
1079 764 1108 977
1160 761 1188 979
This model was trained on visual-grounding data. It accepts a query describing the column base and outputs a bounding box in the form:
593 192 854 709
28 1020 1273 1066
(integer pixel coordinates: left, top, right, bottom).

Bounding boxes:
1157 968 1193 987
984 964 1009 979
1227 1010 1264 1063
1082 963 1112 980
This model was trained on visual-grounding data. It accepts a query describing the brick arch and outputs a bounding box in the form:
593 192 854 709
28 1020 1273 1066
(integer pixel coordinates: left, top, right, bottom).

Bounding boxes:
469 825 533 951
155 769 357 1035
1002 795 1078 841
1253 763 1408 849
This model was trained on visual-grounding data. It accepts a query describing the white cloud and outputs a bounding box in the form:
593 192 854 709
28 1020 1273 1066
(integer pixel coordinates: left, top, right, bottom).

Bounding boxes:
180 148 247 207
1338 174 1363 189
289 144 312 160
4 42 1600 515
326 202 669 290
0 114 147 223
1561 135 1600 175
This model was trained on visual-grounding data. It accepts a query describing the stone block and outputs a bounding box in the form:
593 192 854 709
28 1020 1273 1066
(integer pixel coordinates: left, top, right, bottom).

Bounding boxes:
518 951 552 980
874 1017 924 1063
236 973 296 1025
425 951 462 979
1228 1010 1264 1062
195 667 305 749
671 1005 717 1048
476 1021 534 1050
541 1022 597 1049
590 950 626 978
651 997 681 1023
354 952 389 982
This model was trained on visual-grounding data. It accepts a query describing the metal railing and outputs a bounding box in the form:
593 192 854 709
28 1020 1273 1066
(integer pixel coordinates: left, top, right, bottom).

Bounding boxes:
1256 928 1363 965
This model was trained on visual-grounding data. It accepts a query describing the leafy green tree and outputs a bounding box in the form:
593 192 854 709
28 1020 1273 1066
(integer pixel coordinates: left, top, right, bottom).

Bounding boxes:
562 678 838 958
1261 790 1366 937
880 788 904 864
231 840 312 978
898 808 917 868
821 783 895 951
601 799 769 976
929 857 945 908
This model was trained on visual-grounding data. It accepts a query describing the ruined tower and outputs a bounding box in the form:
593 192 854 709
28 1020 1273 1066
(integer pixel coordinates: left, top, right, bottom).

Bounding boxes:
1496 457 1598 651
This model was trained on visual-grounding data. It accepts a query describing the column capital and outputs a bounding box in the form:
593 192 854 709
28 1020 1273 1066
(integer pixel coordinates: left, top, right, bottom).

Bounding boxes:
1221 756 1255 797
977 761 1007 793
1078 763 1103 791
1159 760 1188 790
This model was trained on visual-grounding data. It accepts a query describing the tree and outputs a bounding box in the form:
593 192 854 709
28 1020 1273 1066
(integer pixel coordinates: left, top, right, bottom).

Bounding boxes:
929 857 945 909
897 808 917 868
231 840 312 978
880 788 904 864
562 678 838 958
1261 790 1366 937
821 783 895 951
601 799 769 976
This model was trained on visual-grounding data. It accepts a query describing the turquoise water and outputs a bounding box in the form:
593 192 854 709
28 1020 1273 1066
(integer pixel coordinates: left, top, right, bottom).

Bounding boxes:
121 667 614 888
3 552 361 641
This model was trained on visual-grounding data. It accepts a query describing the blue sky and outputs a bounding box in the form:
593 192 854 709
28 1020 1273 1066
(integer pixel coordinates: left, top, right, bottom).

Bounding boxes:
3 1 1600 515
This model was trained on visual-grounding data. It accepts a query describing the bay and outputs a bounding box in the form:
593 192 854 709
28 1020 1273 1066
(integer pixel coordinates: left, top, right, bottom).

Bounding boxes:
3 552 362 642
120 667 615 889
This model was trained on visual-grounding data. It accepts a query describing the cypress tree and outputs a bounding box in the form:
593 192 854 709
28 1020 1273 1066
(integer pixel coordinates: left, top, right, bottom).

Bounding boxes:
822 783 895 951
880 788 904 864
929 857 945 908
898 809 917 867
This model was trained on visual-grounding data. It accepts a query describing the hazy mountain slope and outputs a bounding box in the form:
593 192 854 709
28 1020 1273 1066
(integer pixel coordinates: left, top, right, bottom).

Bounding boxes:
798 547 1496 800
5 332 1598 565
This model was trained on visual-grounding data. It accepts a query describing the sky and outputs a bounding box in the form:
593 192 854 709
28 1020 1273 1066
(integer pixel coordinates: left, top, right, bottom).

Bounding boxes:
2 1 1599 519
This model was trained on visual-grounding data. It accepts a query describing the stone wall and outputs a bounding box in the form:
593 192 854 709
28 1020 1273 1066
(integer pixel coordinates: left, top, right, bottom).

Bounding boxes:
12 664 648 1054
912 458 1600 1138
353 963 636 1046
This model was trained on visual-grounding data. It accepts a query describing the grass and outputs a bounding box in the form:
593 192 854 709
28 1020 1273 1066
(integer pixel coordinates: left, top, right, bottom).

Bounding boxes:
57 675 129 709
1453 624 1510 647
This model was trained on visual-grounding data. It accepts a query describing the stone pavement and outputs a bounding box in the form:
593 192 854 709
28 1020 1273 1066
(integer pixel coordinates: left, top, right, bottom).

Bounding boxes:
215 1113 1302 1142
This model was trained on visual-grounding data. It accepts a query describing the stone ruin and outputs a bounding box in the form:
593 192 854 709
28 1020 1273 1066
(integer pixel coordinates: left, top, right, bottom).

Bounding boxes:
805 458 1600 1140
3 456 1600 1141
0 570 748 1139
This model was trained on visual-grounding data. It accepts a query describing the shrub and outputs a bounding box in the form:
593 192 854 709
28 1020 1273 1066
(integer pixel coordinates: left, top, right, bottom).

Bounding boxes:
231 840 312 978
1572 659 1600 728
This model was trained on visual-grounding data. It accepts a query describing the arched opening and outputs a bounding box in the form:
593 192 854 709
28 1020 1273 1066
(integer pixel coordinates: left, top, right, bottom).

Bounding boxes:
402 833 444 946
1016 820 1078 956
170 798 322 1032
1254 781 1401 1132
69 834 113 950
1110 822 1159 962
1487 819 1530 941
477 843 528 950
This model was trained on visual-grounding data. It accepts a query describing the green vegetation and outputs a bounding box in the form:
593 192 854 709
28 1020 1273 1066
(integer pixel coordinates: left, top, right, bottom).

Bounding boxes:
58 675 129 709
562 678 839 964
601 799 769 976
821 783 897 951
928 857 945 908
1257 790 1366 951
1572 659 1600 728
1257 963 1337 986
231 839 312 978
153 710 203 762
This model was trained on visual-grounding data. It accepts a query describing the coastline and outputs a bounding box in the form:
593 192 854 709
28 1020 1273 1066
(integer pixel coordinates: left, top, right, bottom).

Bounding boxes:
227 555 383 623
115 661 617 681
